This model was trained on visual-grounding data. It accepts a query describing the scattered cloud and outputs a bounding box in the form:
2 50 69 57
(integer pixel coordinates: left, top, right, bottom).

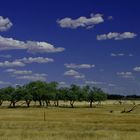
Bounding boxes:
110 53 133 57
117 72 134 79
129 54 133 57
108 16 113 20
133 67 140 72
97 32 137 40
0 16 13 32
0 35 65 53
64 69 80 76
74 75 85 79
5 69 32 75
111 53 124 57
0 57 53 68
26 41 65 53
64 69 85 79
17 57 54 64
0 81 11 85
64 63 95 69
59 81 66 85
16 73 47 81
57 13 104 29
85 81 104 85
0 61 25 68
5 68 47 81
108 83 116 87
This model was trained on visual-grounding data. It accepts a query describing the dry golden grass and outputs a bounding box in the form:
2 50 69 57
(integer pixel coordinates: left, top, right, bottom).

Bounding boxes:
0 100 140 140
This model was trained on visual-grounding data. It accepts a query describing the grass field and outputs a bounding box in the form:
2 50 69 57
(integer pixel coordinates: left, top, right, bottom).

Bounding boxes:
0 101 140 140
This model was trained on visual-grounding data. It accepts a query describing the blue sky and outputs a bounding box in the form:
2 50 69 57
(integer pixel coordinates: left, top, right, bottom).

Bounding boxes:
0 0 140 95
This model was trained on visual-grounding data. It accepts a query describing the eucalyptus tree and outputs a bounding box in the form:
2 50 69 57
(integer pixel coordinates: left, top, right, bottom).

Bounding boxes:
0 88 7 106
0 86 15 107
9 86 23 108
22 86 33 107
42 81 58 107
93 89 107 105
25 81 46 106
54 88 63 107
66 84 81 108
87 87 107 108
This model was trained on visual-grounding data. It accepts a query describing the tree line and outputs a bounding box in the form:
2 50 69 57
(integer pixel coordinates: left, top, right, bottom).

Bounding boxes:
0 81 107 108
0 81 139 108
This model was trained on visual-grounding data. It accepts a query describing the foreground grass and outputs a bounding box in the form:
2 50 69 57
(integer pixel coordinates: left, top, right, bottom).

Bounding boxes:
0 102 140 140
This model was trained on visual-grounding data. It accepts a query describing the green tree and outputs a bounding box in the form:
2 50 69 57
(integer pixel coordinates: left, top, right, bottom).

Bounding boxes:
25 81 46 107
22 86 33 107
66 84 81 108
0 88 8 106
87 87 107 108
93 90 107 105
9 86 22 108
43 81 58 107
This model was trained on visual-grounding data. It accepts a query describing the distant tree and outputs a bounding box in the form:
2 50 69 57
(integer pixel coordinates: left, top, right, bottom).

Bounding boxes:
58 87 69 102
82 85 90 102
93 89 107 105
9 86 22 108
107 94 125 100
25 81 46 106
54 88 63 107
22 86 33 107
66 84 81 108
0 86 15 107
0 88 7 106
0 81 109 108
42 81 58 107
87 87 95 108
87 87 107 108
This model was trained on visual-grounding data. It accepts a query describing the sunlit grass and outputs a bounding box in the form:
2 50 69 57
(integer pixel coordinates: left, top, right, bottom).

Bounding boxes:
0 100 140 140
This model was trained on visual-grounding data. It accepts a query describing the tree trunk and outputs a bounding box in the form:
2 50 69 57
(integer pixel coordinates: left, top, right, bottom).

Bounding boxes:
43 101 45 106
70 101 74 108
45 100 48 107
26 100 30 107
0 100 3 106
90 101 93 108
12 102 16 108
39 100 42 106
54 101 56 106
56 100 59 107
9 102 12 107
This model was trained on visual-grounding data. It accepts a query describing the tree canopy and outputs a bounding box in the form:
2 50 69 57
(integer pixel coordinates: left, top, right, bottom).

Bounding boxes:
0 80 112 108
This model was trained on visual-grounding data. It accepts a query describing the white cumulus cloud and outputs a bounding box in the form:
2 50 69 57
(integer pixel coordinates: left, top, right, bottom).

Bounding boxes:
0 35 65 53
57 13 104 29
97 32 137 40
0 16 13 32
133 67 140 72
0 57 53 68
64 69 85 79
0 61 25 68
